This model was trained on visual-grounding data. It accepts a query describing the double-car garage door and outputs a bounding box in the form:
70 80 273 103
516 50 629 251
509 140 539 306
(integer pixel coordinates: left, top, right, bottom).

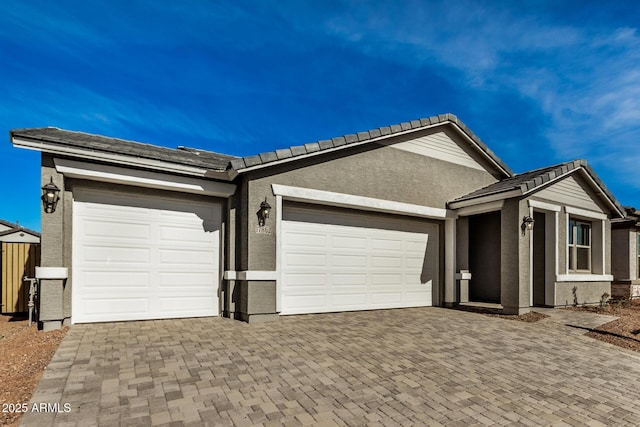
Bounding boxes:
72 187 221 323
280 204 439 315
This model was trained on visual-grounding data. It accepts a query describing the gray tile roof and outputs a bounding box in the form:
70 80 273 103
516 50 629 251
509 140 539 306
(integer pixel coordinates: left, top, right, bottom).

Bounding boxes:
10 128 237 171
228 113 514 176
450 159 625 216
612 206 640 228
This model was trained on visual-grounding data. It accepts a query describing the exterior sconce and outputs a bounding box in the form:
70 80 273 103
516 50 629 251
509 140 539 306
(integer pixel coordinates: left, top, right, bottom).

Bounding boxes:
257 198 272 227
521 215 535 236
41 177 61 214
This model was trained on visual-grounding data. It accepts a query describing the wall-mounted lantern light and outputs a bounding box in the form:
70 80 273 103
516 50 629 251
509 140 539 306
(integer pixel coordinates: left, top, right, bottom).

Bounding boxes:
521 215 535 236
41 177 60 214
257 198 272 227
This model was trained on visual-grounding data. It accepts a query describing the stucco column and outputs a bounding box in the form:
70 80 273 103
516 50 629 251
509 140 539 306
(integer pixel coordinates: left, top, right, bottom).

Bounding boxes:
501 198 531 315
39 156 67 330
443 218 456 306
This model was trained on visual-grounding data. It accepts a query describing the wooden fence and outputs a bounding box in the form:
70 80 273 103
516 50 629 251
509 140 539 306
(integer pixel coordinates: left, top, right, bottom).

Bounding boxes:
1 242 41 314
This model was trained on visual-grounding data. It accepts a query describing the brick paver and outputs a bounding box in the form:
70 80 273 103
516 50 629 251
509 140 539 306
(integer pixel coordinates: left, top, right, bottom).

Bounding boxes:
20 308 640 426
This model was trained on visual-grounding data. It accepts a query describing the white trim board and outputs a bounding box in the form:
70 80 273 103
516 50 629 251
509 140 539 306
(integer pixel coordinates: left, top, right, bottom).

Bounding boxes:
528 200 561 212
556 274 614 282
271 184 456 220
55 158 236 198
565 206 608 220
456 200 504 216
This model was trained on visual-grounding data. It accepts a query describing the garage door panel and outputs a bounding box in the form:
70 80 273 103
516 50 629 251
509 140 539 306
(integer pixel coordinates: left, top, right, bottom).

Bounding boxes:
159 225 215 243
331 254 367 267
83 298 150 315
285 253 328 267
73 188 220 323
159 272 216 287
371 255 403 268
284 294 327 311
281 205 437 315
82 246 151 264
371 238 403 251
331 273 367 286
84 221 150 240
159 248 215 265
331 293 367 307
82 271 150 288
284 273 325 286
332 235 367 249
158 296 216 313
371 292 402 304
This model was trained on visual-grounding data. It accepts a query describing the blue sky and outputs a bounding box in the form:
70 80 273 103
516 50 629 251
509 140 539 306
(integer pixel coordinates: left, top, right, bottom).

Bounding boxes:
1 1 639 231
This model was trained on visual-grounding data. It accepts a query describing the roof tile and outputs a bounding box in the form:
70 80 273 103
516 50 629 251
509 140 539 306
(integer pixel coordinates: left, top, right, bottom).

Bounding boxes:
259 151 278 163
290 145 308 156
357 131 371 141
229 158 246 170
369 128 382 138
304 142 320 153
332 136 346 146
400 122 412 131
275 148 293 160
318 139 334 150
390 124 402 133
344 134 358 144
243 155 263 167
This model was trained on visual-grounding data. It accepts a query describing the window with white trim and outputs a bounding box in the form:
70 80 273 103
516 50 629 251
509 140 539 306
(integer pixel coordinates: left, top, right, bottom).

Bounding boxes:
568 219 591 272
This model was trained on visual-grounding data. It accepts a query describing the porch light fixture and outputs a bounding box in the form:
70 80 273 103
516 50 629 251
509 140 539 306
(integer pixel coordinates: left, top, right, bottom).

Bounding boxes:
521 215 535 236
41 177 60 214
257 198 272 227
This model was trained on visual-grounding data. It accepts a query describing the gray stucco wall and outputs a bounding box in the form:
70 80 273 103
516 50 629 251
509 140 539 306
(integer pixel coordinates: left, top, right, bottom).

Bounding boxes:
243 139 498 272
555 281 610 306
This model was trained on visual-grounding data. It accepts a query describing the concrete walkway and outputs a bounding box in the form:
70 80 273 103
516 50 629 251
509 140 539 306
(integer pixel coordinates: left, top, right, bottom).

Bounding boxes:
21 308 640 426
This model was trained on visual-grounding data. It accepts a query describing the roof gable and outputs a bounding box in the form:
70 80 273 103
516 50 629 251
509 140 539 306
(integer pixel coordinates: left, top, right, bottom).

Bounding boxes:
229 113 513 178
381 129 488 172
449 160 625 218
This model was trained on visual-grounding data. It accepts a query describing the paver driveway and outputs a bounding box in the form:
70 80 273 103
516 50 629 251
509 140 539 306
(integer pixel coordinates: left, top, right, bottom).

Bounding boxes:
21 308 640 426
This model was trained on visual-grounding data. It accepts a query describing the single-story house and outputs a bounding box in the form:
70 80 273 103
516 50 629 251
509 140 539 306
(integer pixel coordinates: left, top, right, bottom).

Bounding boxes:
0 219 40 243
10 113 625 330
611 206 640 299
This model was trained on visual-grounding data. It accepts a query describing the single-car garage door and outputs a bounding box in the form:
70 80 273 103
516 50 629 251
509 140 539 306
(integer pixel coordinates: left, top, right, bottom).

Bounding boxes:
72 187 221 323
281 203 439 315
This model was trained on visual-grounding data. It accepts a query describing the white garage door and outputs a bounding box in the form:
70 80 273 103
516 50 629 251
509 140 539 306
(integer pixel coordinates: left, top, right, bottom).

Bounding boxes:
281 205 436 315
72 187 221 323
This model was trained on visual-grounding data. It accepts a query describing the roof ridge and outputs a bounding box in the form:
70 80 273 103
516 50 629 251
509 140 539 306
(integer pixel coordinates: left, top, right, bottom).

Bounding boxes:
229 113 513 176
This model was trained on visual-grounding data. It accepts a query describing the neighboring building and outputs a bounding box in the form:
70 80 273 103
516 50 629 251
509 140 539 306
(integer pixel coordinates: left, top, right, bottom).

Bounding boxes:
611 207 640 299
0 219 40 243
10 114 625 330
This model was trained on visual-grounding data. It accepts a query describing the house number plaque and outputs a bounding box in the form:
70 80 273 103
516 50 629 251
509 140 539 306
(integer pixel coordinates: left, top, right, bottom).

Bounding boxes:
256 225 272 235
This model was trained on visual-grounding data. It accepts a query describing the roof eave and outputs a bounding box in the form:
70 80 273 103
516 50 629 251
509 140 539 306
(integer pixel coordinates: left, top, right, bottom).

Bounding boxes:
12 136 235 181
448 189 523 209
